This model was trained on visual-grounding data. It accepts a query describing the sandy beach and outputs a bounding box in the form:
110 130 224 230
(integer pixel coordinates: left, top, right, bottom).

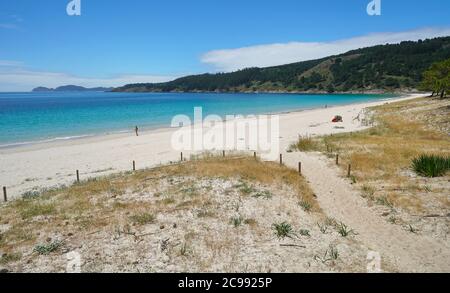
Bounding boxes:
0 94 424 200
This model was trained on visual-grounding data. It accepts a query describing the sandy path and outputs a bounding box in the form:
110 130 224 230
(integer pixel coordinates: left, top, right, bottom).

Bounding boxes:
282 151 450 272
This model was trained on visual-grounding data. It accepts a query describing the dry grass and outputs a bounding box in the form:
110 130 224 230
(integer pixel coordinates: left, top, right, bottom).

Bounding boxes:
0 155 322 272
288 135 318 152
315 97 450 215
170 156 317 207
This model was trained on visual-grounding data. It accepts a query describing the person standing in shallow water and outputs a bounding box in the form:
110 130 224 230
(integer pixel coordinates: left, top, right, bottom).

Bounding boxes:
135 126 139 136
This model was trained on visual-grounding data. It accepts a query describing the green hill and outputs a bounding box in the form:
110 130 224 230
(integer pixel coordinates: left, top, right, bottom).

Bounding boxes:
113 36 450 93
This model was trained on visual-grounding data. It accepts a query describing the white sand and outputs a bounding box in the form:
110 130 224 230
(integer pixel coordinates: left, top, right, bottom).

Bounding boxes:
0 94 424 200
283 151 450 272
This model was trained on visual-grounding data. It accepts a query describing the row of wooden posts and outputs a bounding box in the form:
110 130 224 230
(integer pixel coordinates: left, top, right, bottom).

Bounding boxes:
335 154 352 177
1 151 352 203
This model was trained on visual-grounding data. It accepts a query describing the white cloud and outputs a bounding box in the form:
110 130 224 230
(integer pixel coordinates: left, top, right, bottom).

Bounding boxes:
0 60 24 67
0 66 176 92
0 23 18 30
0 14 23 30
201 27 450 72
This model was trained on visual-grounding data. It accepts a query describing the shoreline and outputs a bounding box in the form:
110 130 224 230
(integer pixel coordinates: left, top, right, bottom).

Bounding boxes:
0 93 412 153
0 94 425 199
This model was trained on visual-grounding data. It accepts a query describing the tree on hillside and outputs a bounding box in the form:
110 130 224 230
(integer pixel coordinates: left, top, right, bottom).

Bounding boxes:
420 58 450 98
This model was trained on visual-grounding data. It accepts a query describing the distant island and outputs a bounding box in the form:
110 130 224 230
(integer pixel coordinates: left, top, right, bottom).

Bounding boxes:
32 85 113 92
113 36 450 93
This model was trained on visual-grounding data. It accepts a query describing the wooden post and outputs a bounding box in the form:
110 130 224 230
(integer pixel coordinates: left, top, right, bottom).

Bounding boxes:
254 152 257 159
280 154 283 165
335 154 339 165
347 164 351 177
326 145 329 153
3 186 7 202
298 162 302 176
223 150 225 157
181 152 183 162
76 170 80 183
133 160 136 171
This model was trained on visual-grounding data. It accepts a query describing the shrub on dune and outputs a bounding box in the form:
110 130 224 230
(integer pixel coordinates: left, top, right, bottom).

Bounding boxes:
411 154 450 177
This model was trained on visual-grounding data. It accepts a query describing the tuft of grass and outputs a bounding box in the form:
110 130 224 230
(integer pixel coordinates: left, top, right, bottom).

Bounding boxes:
161 197 176 205
22 191 41 199
244 218 257 226
361 184 375 200
298 200 312 212
289 135 318 152
407 224 418 234
34 240 63 255
0 252 22 265
230 216 244 227
180 186 199 197
21 186 67 200
180 242 190 256
19 202 56 219
411 154 450 178
299 229 311 237
336 222 355 237
235 182 274 200
328 246 339 261
129 213 155 225
388 216 398 224
376 196 393 208
272 222 294 239
235 181 257 195
314 245 339 263
325 217 337 227
252 190 273 199
317 222 329 234
423 185 432 193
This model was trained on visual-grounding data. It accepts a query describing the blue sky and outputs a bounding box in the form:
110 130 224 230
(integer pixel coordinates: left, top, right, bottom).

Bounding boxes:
0 0 449 91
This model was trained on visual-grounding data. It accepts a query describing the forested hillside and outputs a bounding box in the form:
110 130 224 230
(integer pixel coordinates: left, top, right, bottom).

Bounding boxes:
114 37 450 93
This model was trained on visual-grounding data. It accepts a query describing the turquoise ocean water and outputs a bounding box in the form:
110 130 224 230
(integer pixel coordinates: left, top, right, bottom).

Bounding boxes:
0 92 395 147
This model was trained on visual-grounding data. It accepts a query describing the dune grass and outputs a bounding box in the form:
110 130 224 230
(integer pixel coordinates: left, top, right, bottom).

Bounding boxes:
411 154 450 177
0 155 318 261
129 212 156 225
288 135 318 152
312 97 450 212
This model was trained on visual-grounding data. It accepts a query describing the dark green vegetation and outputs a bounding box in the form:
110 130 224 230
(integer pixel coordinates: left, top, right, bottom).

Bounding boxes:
420 58 450 98
272 222 294 239
412 154 450 178
114 37 450 93
33 241 63 255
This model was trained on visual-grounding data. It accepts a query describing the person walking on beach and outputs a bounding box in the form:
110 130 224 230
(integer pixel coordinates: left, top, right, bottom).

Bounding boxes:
135 126 139 136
